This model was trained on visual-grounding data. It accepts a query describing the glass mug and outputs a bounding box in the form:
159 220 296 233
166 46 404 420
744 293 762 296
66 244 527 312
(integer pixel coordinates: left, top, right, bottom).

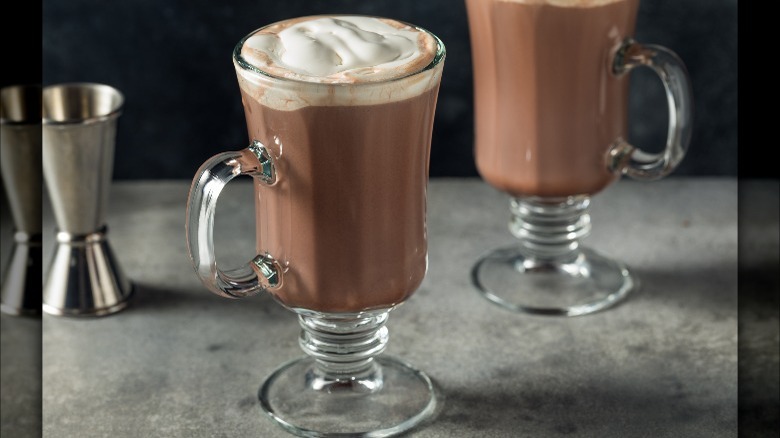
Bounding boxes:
185 16 446 437
465 0 692 316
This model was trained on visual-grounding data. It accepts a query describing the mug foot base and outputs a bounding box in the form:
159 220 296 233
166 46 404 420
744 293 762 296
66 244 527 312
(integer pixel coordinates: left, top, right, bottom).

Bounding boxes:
259 355 437 437
472 246 635 316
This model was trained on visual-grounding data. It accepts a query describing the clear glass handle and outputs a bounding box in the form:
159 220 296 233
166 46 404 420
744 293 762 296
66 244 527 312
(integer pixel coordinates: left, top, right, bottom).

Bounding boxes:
185 140 283 298
609 39 693 180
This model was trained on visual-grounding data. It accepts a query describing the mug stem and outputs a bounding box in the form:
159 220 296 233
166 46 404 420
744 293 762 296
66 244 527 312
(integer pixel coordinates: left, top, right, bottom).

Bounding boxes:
298 311 389 392
258 309 437 436
471 195 634 317
509 196 591 262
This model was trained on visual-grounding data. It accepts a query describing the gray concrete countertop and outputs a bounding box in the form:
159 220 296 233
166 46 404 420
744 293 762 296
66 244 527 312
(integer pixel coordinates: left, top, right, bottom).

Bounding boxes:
8 178 749 437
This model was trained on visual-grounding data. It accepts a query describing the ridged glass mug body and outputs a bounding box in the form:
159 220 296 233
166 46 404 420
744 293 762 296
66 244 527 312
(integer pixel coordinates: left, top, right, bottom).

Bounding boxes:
234 47 445 313
466 0 640 198
465 0 692 316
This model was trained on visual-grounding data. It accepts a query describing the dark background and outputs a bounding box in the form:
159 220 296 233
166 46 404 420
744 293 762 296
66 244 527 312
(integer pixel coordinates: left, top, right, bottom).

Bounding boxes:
41 0 738 180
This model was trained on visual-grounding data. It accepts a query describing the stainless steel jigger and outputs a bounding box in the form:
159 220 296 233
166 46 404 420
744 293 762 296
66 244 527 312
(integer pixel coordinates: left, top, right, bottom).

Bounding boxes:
42 83 133 317
1 85 43 316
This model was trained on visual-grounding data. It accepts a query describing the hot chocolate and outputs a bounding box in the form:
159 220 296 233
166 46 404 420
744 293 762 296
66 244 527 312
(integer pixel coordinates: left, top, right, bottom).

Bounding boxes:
466 0 639 197
185 17 447 433
234 16 444 312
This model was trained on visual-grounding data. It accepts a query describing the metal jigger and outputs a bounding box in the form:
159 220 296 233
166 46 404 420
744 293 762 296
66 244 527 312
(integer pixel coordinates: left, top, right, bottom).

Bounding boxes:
41 83 133 317
1 85 42 316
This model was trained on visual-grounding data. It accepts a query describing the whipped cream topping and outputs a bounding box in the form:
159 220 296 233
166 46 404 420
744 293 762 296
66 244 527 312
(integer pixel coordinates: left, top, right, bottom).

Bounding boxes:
239 16 438 84
234 16 444 111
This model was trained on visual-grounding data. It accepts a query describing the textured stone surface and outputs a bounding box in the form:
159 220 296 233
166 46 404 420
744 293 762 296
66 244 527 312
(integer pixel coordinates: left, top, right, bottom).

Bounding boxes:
0 315 41 438
5 178 746 437
737 181 780 437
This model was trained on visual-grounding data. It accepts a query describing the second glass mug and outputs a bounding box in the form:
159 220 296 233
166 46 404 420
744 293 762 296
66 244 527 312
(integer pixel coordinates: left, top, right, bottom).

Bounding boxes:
465 0 693 316
186 16 446 437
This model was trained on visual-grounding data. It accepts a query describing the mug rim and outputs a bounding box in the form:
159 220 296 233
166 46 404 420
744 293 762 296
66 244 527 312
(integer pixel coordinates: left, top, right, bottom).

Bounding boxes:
232 14 446 87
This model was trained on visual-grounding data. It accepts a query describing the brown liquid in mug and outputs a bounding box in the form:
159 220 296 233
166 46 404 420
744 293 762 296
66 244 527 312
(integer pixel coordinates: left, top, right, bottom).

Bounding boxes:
466 0 639 197
241 86 440 313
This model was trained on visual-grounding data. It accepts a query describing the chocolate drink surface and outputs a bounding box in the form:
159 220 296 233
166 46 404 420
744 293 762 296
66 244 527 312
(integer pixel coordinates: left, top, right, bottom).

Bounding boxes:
235 16 443 312
466 0 639 197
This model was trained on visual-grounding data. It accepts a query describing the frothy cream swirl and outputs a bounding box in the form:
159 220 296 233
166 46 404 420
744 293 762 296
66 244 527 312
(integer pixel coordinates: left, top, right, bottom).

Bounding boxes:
240 16 437 84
